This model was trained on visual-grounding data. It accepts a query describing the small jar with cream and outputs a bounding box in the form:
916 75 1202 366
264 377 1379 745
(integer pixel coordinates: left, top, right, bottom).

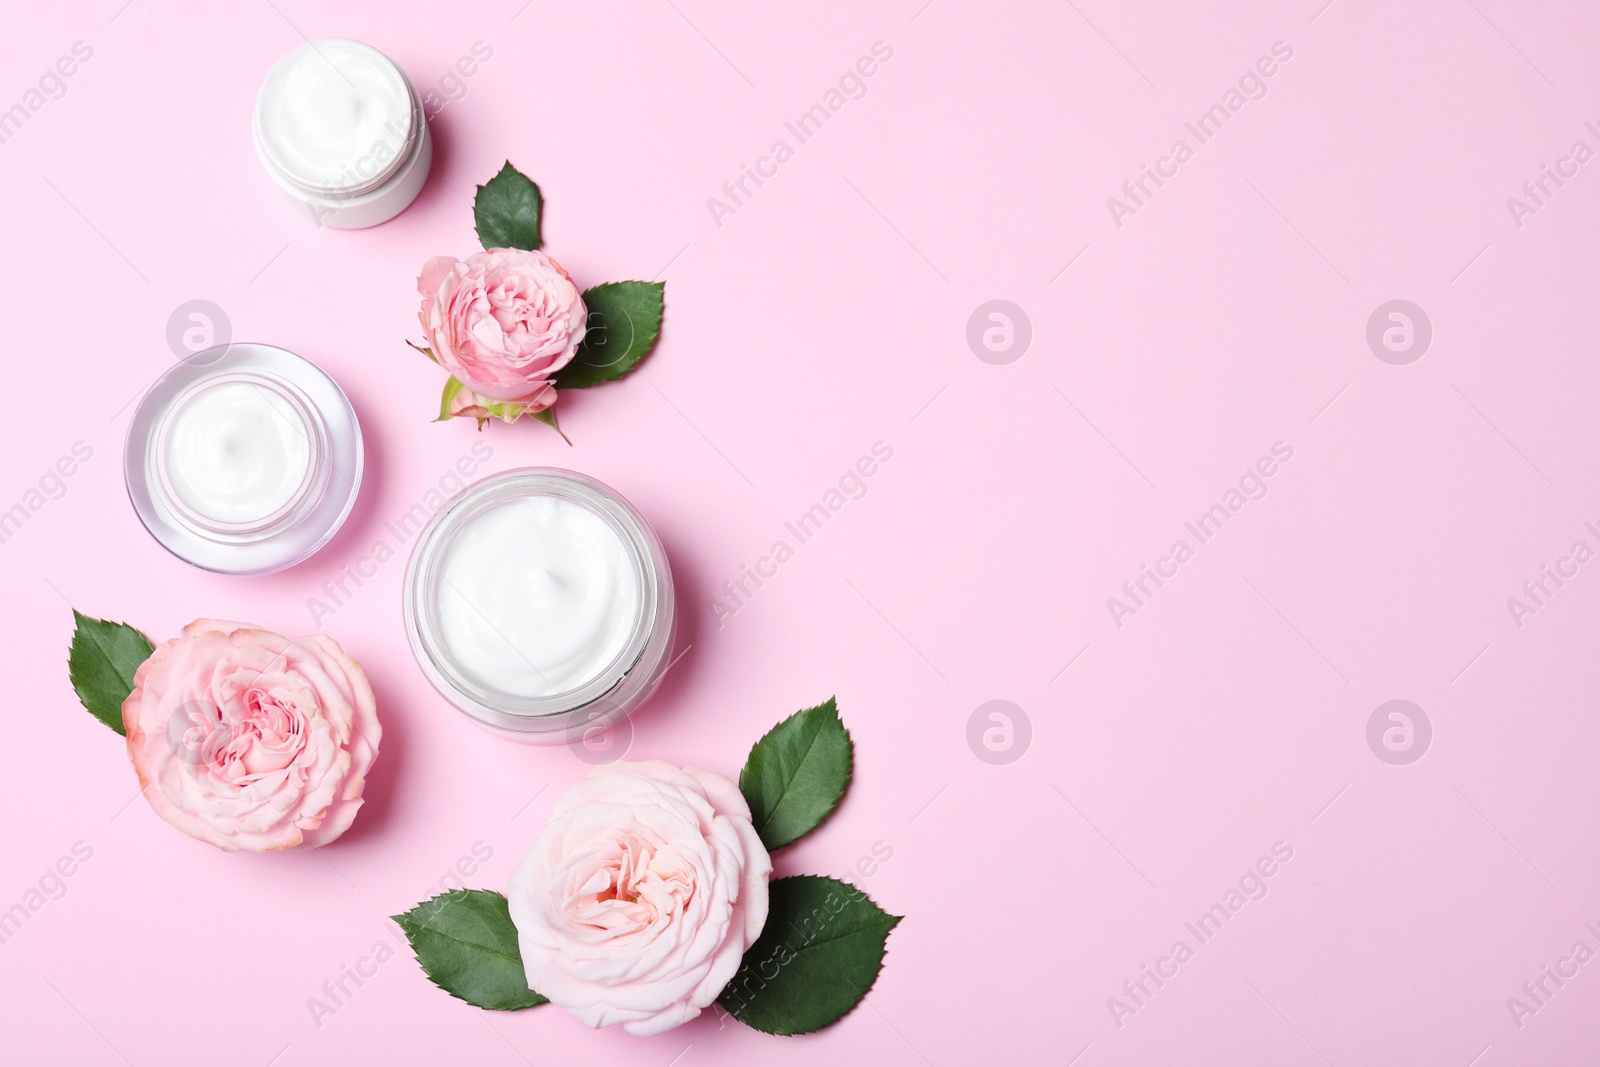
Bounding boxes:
404 468 677 743
253 38 431 228
124 343 363 574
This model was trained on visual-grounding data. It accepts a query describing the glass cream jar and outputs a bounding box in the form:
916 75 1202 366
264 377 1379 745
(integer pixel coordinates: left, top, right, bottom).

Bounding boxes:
124 344 363 575
404 468 677 744
253 38 432 229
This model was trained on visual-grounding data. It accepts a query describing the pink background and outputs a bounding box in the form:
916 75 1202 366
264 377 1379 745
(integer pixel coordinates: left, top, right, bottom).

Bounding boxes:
4 0 1600 1063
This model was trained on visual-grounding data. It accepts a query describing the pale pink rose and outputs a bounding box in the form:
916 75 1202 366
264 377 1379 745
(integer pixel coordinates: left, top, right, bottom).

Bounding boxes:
121 620 381 853
417 248 586 406
507 761 771 1036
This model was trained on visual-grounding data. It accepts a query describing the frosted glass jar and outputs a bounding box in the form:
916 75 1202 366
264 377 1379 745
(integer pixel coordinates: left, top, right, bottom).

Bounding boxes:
403 469 676 743
253 38 431 229
124 344 363 574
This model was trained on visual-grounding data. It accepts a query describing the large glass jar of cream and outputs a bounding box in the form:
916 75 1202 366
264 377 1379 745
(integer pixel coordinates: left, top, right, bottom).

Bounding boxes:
253 38 431 229
124 344 363 575
404 469 677 744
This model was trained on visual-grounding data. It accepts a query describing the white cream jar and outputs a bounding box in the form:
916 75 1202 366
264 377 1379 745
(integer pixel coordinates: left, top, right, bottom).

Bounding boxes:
124 344 363 574
404 469 676 743
253 38 431 229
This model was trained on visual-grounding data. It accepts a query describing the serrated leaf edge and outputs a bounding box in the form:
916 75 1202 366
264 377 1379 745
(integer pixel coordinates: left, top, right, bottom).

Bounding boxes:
473 161 543 252
741 698 854 851
556 280 665 389
68 609 152 736
391 890 548 1010
747 947 896 1037
719 875 901 1037
391 890 526 966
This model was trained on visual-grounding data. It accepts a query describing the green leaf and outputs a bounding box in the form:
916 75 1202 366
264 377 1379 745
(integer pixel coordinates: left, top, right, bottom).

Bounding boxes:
435 376 466 422
392 890 547 1011
406 339 438 364
474 162 542 251
529 406 572 445
554 281 665 389
68 610 153 736
435 376 570 437
739 697 852 851
717 876 901 1035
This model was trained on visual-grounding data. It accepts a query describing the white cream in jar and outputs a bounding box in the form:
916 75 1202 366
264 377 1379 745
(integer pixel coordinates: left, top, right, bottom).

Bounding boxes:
124 344 363 575
253 39 431 228
404 469 676 743
437 496 642 698
163 380 313 526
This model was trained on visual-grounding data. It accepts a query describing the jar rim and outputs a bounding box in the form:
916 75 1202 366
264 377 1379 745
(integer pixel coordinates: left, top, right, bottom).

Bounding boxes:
123 344 363 576
403 468 676 739
252 38 424 199
150 370 331 541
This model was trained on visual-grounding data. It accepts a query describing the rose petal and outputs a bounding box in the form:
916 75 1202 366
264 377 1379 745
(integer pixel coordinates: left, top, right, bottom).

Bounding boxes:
506 761 771 1036
122 622 380 853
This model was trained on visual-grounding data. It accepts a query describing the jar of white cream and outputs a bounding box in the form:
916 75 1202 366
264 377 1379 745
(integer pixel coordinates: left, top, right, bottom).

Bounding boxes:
253 38 431 229
403 469 677 743
124 343 363 574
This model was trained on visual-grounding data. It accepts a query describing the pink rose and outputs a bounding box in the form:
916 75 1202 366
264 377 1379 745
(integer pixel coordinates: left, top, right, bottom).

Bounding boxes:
507 761 771 1036
417 248 587 408
122 620 381 853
